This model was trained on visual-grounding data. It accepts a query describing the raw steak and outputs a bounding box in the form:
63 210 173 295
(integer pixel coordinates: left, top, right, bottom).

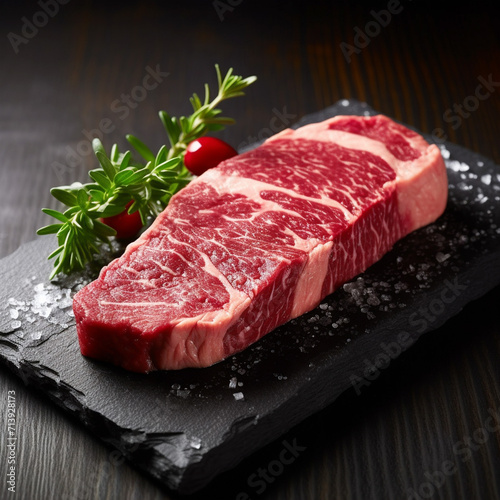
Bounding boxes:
73 115 447 372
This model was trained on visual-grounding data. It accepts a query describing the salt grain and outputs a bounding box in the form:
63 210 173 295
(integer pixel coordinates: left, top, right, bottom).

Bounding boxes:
481 174 492 186
447 160 469 172
436 252 450 263
190 437 202 450
439 146 451 159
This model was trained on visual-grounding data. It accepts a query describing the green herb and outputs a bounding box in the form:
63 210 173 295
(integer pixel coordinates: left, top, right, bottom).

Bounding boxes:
37 65 256 279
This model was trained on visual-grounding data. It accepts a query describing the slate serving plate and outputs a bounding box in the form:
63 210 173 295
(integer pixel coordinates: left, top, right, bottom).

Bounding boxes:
1 100 499 495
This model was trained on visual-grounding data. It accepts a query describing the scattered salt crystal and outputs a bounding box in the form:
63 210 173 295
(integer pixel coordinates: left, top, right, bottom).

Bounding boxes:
233 392 244 401
229 377 237 389
319 303 328 310
447 160 469 172
171 383 180 390
10 320 21 330
8 298 25 306
457 182 473 191
341 99 350 106
9 309 19 319
477 161 484 167
190 437 202 449
439 146 451 159
481 174 492 186
436 252 450 263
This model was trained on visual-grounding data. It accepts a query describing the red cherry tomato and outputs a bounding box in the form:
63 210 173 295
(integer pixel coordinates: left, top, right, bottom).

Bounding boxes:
100 201 143 240
184 137 238 176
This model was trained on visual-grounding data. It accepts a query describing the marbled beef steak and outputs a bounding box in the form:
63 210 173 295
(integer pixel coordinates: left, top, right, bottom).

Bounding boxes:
73 114 447 372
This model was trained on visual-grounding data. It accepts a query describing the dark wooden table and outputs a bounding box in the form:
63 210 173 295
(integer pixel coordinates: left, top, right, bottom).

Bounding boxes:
1 1 499 499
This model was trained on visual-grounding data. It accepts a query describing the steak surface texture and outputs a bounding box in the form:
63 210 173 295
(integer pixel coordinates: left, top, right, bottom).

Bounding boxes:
73 115 447 372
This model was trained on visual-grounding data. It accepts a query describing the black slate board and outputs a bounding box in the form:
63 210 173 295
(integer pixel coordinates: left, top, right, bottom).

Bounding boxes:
1 100 500 495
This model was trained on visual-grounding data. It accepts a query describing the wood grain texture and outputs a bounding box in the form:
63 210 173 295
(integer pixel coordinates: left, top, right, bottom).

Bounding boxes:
0 1 499 499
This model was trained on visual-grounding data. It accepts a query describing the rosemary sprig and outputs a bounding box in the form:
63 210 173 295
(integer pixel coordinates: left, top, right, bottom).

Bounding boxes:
37 65 256 279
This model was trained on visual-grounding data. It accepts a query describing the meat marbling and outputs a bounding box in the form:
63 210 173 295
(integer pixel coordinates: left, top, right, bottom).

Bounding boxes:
73 114 448 372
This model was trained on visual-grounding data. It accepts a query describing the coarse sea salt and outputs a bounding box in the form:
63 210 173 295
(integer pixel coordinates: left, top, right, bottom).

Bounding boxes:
447 160 469 172
481 174 492 186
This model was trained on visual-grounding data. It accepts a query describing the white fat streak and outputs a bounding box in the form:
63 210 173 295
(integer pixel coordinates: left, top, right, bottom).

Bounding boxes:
149 259 180 276
193 171 344 322
266 125 396 164
201 169 355 223
166 234 251 322
271 119 430 183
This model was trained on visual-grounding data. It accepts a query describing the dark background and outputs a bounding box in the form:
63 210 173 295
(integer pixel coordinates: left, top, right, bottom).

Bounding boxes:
0 1 499 499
